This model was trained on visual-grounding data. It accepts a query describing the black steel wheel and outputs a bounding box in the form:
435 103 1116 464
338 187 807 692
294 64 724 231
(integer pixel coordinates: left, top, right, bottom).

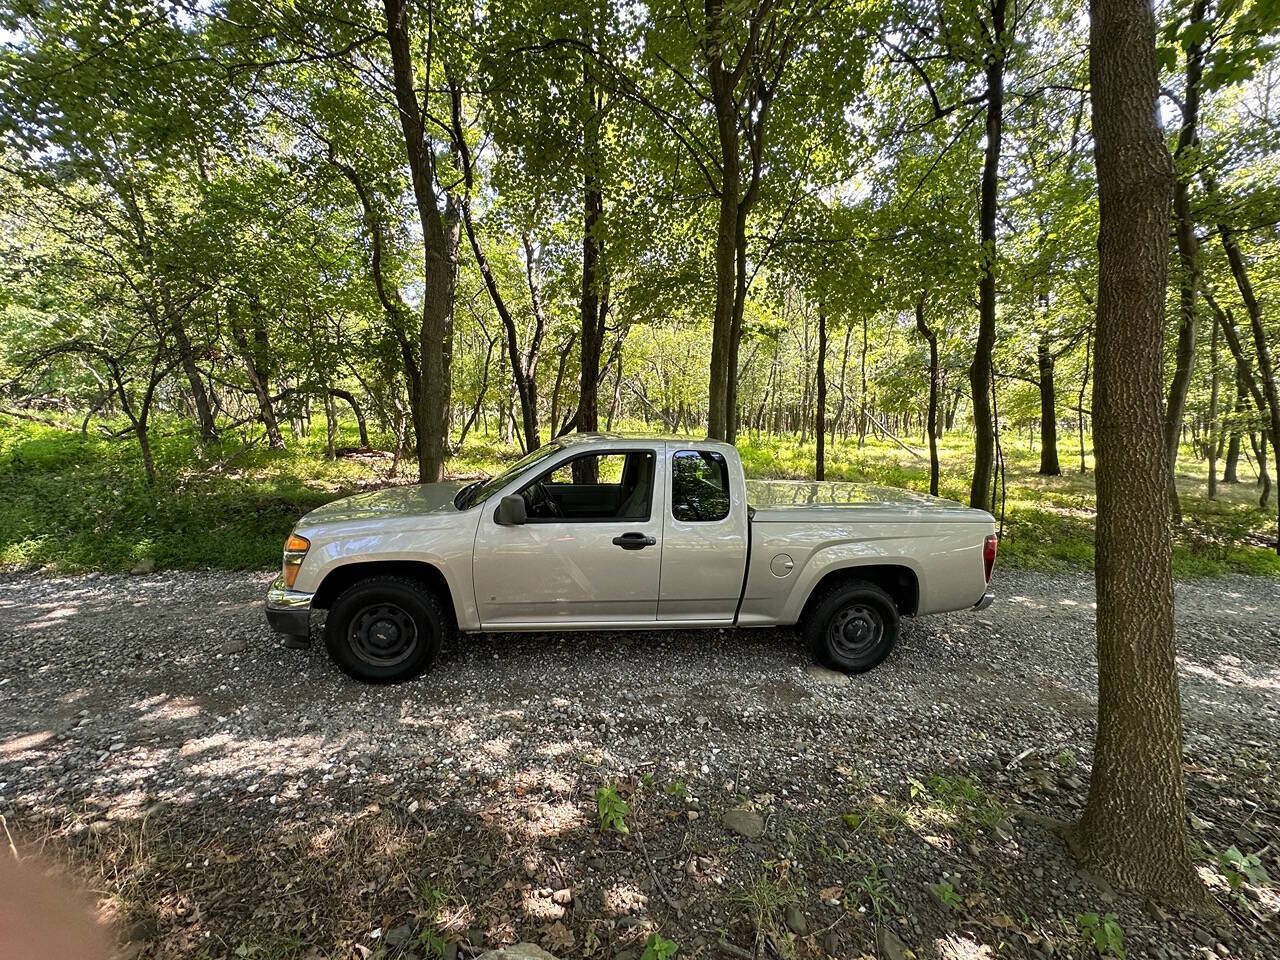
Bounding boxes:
324 576 450 683
803 579 899 674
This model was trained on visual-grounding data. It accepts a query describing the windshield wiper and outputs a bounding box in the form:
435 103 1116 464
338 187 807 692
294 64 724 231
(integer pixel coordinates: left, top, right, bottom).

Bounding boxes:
454 480 482 509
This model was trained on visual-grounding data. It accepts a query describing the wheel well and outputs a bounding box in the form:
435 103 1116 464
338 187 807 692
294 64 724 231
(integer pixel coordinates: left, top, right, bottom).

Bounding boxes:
801 564 919 619
312 561 456 623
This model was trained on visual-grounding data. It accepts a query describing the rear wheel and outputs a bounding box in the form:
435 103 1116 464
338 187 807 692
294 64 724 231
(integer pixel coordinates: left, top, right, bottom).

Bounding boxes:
323 576 451 683
803 580 899 674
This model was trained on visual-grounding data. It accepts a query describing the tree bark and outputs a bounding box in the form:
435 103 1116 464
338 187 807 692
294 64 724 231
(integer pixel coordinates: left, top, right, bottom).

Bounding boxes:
968 0 1007 509
916 293 940 496
816 307 827 481
1217 223 1280 551
1207 315 1220 500
1163 0 1209 523
1078 325 1092 473
328 388 369 448
384 0 458 482
228 302 285 450
1071 0 1209 909
1037 333 1061 475
578 50 606 435
1223 377 1244 483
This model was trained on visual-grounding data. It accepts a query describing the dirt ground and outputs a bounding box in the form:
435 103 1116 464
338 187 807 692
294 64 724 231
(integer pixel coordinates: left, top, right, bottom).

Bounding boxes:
0 568 1276 959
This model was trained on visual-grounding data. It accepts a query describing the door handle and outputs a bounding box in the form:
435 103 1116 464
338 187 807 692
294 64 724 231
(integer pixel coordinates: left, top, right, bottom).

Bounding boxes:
612 532 656 550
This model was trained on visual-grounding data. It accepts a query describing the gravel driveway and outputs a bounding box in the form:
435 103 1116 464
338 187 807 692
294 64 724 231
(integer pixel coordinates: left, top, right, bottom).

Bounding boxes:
0 569 1276 959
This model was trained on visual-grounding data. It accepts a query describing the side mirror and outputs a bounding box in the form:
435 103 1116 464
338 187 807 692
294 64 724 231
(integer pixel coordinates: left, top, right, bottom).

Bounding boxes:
494 494 528 526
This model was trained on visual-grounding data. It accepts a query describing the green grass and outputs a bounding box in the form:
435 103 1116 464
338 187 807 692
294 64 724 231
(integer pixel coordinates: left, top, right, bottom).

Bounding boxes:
1 416 1277 577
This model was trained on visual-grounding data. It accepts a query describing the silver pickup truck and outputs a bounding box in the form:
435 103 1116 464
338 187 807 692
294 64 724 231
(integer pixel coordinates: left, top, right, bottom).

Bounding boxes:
266 434 996 683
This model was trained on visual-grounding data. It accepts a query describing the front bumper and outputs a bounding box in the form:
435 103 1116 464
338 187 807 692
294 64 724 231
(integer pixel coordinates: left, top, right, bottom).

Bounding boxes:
266 574 314 636
974 591 995 611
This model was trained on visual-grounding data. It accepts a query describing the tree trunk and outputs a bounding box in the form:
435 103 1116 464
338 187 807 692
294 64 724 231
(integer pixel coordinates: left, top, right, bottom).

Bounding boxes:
329 388 369 448
1038 335 1061 475
1079 325 1092 473
916 294 940 496
1163 0 1209 523
816 308 827 480
1253 431 1273 509
384 0 457 482
1223 377 1244 483
1207 316 1220 500
968 0 1007 509
1218 223 1280 551
705 1 739 442
578 53 605 435
1071 0 1209 909
228 303 285 449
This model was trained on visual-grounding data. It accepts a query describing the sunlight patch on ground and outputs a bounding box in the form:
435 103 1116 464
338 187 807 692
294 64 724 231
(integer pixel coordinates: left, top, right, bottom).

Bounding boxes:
936 933 996 959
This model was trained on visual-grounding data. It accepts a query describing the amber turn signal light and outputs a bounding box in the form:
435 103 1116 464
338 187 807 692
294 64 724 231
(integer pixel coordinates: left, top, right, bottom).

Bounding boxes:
282 533 310 588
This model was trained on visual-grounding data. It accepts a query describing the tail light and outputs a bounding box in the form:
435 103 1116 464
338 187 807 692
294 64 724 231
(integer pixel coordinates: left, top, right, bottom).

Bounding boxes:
282 533 310 588
983 534 998 584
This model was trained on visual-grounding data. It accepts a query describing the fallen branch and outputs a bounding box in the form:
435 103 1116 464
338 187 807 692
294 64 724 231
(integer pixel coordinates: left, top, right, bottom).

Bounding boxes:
634 826 682 919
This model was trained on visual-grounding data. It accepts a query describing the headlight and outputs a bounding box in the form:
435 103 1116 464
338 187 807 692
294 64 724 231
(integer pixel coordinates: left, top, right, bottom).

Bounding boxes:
282 533 310 588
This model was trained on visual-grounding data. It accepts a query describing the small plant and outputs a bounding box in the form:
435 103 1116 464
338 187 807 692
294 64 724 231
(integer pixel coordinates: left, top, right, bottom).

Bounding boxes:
640 932 679 960
1218 845 1271 889
1055 749 1078 769
596 784 630 834
851 862 900 923
665 779 689 798
1077 912 1125 959
928 880 963 911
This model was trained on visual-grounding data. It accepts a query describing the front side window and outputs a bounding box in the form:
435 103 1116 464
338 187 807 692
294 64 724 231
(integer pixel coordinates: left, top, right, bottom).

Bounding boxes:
517 451 654 521
671 450 730 521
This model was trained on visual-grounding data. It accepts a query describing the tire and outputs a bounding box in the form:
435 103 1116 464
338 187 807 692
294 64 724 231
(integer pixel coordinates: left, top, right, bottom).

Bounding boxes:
323 576 451 684
803 579 900 674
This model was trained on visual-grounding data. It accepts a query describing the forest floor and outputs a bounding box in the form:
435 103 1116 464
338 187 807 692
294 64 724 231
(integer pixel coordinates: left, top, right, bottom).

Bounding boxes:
0 568 1276 960
2 419 1279 578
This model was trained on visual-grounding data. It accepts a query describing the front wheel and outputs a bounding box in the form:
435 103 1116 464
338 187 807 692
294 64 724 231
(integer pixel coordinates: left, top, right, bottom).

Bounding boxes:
323 576 451 683
803 580 900 674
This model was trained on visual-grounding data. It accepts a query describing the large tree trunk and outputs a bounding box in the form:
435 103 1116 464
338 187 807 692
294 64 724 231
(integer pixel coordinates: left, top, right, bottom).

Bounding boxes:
916 294 940 496
384 0 457 482
1037 334 1061 475
816 308 827 480
968 0 1007 509
1071 0 1208 909
1163 0 1210 523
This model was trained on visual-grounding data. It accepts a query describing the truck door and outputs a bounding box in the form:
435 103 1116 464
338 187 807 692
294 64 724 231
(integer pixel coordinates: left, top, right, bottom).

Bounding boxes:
659 447 749 622
473 447 664 626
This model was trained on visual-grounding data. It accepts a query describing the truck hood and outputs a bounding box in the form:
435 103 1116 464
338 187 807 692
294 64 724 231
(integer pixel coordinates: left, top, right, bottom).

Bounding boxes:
297 482 465 528
746 479 991 522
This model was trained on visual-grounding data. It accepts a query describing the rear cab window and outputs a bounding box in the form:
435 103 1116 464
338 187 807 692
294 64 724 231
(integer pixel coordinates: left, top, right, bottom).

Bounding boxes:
671 450 730 521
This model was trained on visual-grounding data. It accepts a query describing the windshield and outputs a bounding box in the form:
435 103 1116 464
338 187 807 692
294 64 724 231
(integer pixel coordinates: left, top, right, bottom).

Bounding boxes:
455 442 563 509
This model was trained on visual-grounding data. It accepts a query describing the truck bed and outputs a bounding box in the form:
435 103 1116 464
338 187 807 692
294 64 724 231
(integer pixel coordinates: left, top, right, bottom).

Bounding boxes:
745 479 989 523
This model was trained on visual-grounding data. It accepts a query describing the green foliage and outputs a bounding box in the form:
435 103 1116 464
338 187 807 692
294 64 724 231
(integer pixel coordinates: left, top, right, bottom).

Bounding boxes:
928 879 964 911
1076 912 1126 959
849 861 900 923
639 933 679 960
1217 845 1271 890
595 783 630 835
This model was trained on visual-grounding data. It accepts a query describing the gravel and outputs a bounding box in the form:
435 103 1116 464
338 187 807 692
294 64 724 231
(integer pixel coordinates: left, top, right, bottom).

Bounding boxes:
0 567 1276 959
